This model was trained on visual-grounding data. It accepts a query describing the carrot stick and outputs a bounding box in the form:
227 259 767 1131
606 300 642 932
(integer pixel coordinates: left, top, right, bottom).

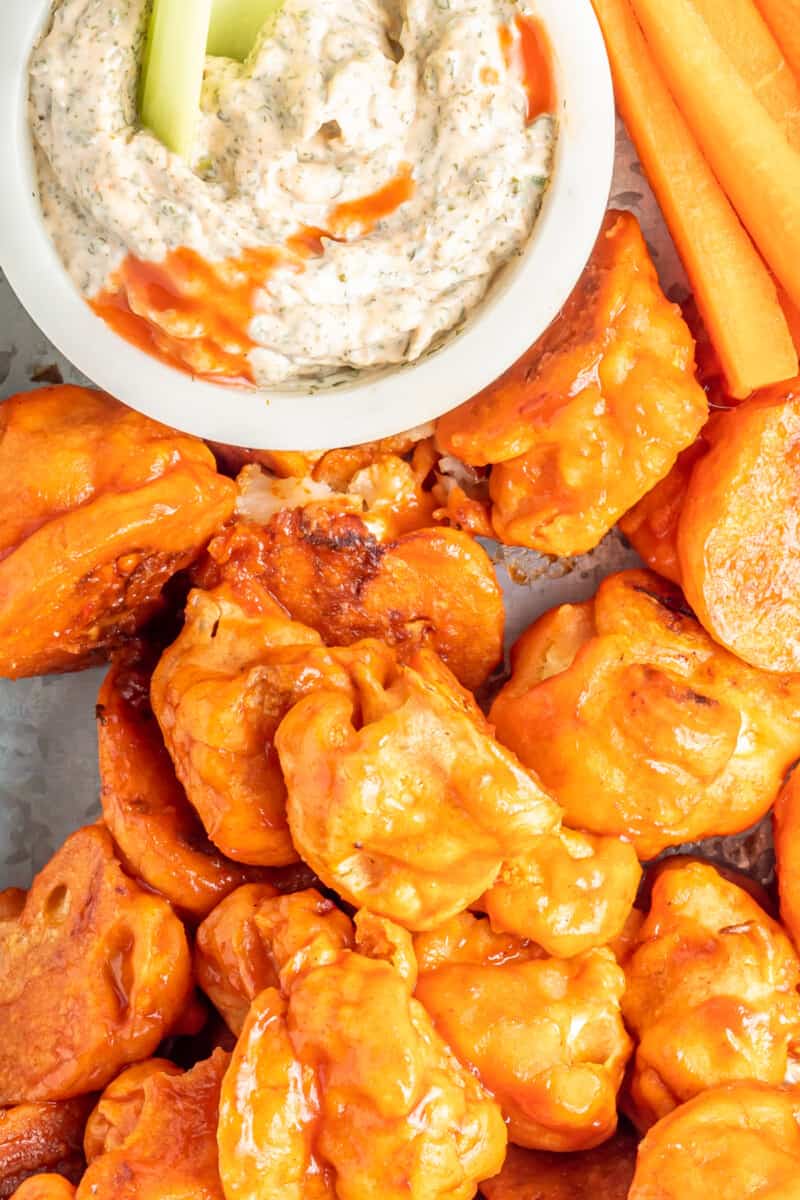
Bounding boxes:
629 0 800 314
690 0 800 151
777 282 800 351
754 0 800 82
591 0 797 397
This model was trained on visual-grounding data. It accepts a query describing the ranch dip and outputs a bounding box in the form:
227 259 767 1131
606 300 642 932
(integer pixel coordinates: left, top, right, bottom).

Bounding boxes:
29 0 556 386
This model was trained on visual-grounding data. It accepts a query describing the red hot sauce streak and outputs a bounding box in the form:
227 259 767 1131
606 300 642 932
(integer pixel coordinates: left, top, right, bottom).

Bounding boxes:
90 167 416 383
498 15 556 122
328 164 415 238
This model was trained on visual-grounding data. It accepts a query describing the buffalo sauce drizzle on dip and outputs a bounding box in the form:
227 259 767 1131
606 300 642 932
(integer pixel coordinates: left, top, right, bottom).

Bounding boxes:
498 17 554 121
516 16 555 122
30 0 557 388
91 247 289 385
91 167 417 385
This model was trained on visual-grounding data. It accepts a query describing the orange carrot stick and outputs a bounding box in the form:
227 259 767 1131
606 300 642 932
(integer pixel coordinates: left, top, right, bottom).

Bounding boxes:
777 282 800 349
754 0 800 81
690 0 800 150
591 0 797 397
629 0 800 314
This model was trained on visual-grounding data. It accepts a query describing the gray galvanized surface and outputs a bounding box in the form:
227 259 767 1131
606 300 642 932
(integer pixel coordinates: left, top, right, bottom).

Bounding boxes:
0 123 774 890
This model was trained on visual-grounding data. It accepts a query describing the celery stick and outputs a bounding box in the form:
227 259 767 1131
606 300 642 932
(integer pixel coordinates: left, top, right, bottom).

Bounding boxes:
140 0 213 159
207 0 284 61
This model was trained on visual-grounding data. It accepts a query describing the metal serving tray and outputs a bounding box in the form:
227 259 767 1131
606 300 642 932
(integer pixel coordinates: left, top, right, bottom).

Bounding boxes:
0 126 774 890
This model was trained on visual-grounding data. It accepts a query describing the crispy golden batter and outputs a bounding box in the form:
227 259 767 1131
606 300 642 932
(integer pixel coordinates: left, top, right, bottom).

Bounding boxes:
195 886 354 1033
490 570 800 858
775 765 800 950
480 1131 638 1200
621 861 800 1131
629 1083 800 1200
414 912 631 1151
481 828 641 957
150 581 359 865
436 211 707 556
0 826 191 1103
0 1100 93 1198
10 1179 76 1200
276 645 561 930
198 473 504 692
97 644 270 919
0 387 235 679
78 1052 227 1198
217 954 506 1200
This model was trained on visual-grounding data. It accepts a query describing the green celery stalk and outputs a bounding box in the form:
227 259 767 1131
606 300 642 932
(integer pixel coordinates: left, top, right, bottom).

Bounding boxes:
207 0 284 61
139 0 213 159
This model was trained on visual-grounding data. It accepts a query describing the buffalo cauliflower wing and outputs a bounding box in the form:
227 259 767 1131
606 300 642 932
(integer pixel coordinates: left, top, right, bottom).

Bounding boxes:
197 461 504 691
436 211 707 556
276 645 562 929
10 1180 77 1200
624 382 800 674
621 860 800 1131
0 826 191 1103
0 1099 92 1198
0 386 235 678
195 886 354 1033
150 580 360 866
217 951 506 1200
480 827 641 957
775 764 800 951
677 383 800 673
79 1052 227 1198
414 911 631 1151
490 570 800 858
629 1082 800 1200
97 643 271 919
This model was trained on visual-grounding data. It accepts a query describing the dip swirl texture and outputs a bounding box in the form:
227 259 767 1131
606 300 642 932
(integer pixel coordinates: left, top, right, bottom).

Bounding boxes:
29 0 555 386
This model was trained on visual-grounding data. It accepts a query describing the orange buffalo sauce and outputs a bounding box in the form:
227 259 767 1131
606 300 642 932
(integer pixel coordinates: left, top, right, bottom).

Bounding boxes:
498 23 514 65
328 165 415 238
285 227 331 258
498 15 555 122
91 245 296 384
90 168 416 383
516 15 555 122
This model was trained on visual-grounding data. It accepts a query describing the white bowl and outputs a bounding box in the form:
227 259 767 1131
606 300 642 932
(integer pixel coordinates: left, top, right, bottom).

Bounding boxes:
0 0 614 450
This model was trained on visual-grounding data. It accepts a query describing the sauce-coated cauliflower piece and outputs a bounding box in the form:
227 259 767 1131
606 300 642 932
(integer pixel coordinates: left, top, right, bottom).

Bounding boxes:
481 826 640 957
78 1052 227 1198
490 570 800 858
195 886 354 1034
436 211 707 556
276 645 561 929
624 380 800 674
0 386 235 679
98 643 270 919
621 861 800 1131
217 952 506 1200
414 911 631 1151
151 580 360 866
629 1082 800 1200
0 826 191 1104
